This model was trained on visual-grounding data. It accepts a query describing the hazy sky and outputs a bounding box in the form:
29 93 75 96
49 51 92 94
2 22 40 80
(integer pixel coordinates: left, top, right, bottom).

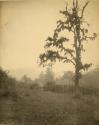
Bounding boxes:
0 0 99 79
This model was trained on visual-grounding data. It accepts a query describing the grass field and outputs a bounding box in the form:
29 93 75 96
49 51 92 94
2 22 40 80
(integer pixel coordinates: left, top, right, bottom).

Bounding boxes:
0 84 99 125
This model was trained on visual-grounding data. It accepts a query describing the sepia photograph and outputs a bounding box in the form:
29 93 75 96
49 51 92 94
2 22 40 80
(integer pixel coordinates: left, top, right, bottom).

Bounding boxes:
0 0 99 125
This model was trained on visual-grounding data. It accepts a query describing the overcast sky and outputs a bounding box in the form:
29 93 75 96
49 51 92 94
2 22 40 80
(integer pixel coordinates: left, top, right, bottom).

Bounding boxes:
0 0 99 79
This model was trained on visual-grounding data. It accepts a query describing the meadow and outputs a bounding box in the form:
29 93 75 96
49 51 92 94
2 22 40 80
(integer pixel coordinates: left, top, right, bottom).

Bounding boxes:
0 68 99 125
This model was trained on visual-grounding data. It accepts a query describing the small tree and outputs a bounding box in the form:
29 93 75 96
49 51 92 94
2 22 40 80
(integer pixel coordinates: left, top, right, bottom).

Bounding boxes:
45 67 55 83
39 0 98 90
43 66 55 91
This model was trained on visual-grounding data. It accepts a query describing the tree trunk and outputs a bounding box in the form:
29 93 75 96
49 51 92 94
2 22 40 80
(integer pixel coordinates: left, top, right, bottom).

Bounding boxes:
74 68 80 97
74 24 81 97
75 68 79 87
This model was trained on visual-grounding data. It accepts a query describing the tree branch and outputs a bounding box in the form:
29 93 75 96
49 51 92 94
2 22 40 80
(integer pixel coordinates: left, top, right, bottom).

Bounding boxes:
80 1 89 19
39 50 75 66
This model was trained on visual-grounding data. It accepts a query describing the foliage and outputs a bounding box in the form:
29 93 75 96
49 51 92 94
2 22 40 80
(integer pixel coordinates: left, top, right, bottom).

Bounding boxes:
0 67 17 97
0 67 8 86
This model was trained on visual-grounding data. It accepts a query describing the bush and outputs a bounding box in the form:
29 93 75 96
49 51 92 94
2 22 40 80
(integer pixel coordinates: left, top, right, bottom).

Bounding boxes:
30 83 40 89
0 68 17 98
43 81 56 91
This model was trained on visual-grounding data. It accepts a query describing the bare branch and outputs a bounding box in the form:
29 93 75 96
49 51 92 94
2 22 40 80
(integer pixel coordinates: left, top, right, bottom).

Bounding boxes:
80 1 89 19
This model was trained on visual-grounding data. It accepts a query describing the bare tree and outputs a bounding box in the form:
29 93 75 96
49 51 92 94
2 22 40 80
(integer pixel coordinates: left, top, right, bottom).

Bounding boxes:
39 0 98 90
